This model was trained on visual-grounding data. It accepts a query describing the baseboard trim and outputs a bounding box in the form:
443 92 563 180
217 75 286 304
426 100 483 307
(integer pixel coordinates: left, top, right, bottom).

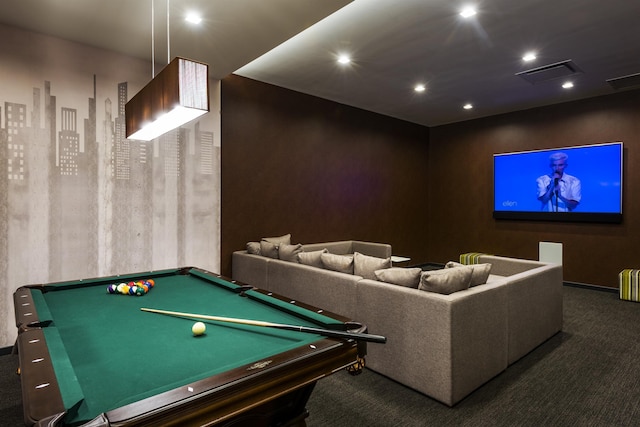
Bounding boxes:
0 346 13 356
563 281 618 293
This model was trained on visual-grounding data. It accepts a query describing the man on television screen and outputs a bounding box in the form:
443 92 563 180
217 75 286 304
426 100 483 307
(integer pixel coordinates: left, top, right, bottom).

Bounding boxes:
537 152 581 212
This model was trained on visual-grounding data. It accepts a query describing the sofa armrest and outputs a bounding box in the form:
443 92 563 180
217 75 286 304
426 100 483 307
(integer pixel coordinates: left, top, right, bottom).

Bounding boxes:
505 263 563 364
355 279 508 406
478 254 548 276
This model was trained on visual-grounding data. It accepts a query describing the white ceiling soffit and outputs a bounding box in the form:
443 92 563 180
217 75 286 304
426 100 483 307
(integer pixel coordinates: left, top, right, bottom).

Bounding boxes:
235 0 640 126
1 0 640 126
0 0 353 80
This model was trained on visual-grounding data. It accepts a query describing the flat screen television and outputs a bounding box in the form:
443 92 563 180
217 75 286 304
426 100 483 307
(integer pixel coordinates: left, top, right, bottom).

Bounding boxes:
493 142 623 223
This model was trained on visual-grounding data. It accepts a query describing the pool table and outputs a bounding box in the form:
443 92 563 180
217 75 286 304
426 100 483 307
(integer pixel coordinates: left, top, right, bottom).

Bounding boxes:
13 267 373 426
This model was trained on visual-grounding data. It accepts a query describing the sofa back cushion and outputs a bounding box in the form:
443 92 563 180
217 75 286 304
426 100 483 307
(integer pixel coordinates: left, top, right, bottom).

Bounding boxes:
354 252 392 280
446 261 492 287
260 241 280 258
262 234 292 245
246 242 261 255
374 267 422 288
352 241 392 258
301 241 392 258
321 253 354 274
303 241 353 254
298 249 328 268
279 243 303 262
419 266 473 295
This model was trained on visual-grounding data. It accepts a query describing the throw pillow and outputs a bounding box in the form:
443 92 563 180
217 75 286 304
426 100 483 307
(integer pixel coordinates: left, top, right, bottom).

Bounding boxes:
321 253 354 274
279 243 303 263
246 242 261 255
298 249 328 268
354 252 392 280
262 234 291 245
374 267 422 288
445 261 464 268
260 241 279 259
445 261 492 287
419 266 473 295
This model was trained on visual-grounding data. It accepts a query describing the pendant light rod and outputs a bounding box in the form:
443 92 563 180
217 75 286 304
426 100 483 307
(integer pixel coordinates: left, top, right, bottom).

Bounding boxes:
151 0 155 77
126 0 209 141
167 0 170 64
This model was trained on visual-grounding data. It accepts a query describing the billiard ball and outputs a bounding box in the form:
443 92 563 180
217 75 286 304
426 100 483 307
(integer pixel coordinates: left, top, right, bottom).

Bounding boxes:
192 322 206 336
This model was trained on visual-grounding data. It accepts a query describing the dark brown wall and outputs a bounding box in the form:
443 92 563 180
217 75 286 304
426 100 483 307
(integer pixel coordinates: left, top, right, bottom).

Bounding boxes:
220 75 431 277
221 73 640 288
428 90 640 287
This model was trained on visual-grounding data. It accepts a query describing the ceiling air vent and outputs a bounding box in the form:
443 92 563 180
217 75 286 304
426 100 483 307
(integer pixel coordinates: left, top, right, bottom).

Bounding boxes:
607 72 640 90
516 60 582 84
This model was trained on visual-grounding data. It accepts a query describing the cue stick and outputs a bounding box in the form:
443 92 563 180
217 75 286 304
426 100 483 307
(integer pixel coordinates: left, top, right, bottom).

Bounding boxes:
140 307 386 344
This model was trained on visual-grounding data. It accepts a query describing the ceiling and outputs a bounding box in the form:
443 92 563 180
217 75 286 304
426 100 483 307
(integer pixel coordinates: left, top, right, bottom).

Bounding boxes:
1 0 639 127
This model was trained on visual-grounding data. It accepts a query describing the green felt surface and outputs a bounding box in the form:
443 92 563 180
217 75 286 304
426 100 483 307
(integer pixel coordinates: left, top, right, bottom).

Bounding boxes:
33 269 341 425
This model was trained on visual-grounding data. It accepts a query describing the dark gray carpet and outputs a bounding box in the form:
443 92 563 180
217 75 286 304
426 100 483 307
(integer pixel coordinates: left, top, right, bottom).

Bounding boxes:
2 286 639 427
306 285 640 426
0 350 23 427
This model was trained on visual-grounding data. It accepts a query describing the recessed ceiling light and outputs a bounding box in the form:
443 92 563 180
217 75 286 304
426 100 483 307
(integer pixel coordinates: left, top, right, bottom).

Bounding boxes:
562 81 574 89
522 52 537 62
337 54 351 65
463 103 473 110
185 13 202 24
414 84 426 93
460 6 477 18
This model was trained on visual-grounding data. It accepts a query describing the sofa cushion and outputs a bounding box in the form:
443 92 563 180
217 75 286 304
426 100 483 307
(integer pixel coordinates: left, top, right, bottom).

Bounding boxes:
354 252 392 280
298 249 328 268
446 261 492 287
279 243 303 262
374 267 422 288
260 241 279 259
321 253 354 274
246 242 261 255
262 234 291 245
419 266 473 295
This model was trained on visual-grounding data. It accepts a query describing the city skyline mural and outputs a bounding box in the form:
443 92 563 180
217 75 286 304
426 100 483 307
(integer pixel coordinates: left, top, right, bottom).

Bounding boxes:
0 24 220 347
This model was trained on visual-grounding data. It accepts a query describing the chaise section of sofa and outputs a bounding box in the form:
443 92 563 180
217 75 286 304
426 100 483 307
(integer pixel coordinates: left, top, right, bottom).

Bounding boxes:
232 239 392 321
266 260 361 321
232 252 270 290
232 240 391 288
355 278 509 406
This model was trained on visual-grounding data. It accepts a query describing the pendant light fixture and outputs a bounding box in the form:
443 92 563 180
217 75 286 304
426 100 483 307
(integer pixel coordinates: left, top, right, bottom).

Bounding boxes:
125 0 209 141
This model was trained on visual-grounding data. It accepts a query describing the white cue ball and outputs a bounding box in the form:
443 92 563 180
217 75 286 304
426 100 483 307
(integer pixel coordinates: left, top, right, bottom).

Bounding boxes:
192 322 206 336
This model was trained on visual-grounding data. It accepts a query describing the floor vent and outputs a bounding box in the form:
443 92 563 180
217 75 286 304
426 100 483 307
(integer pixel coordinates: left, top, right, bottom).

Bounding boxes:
607 72 640 90
516 60 582 84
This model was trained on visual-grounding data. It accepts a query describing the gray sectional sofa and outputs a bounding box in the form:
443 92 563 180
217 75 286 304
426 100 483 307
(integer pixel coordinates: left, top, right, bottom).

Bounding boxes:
232 240 563 406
